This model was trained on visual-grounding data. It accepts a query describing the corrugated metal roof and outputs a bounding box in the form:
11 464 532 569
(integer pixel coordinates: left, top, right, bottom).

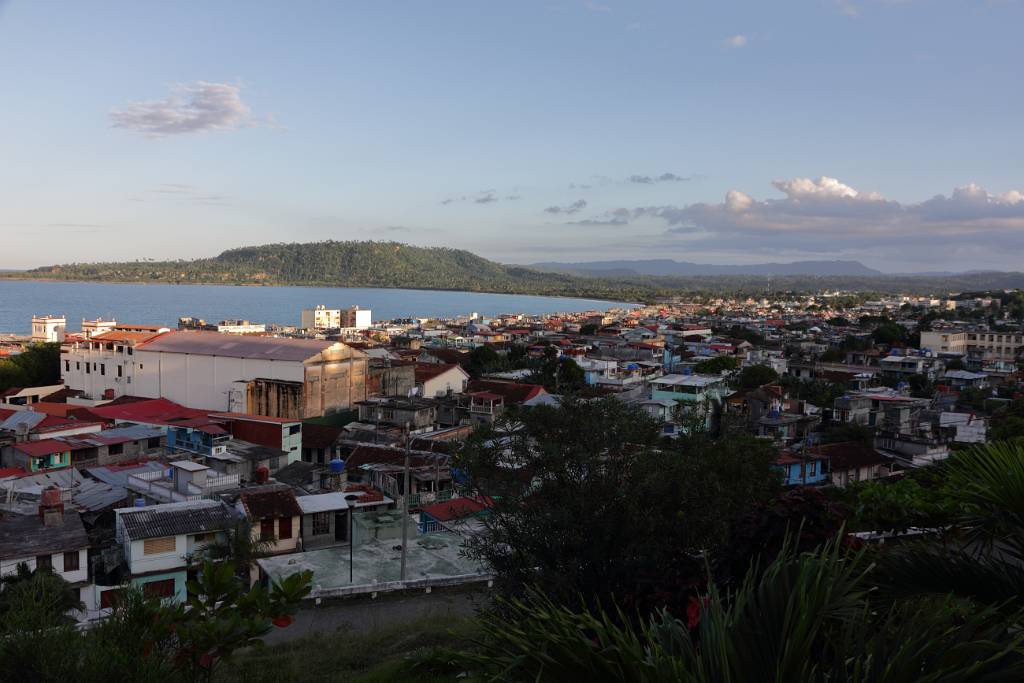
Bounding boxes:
0 410 46 432
139 331 347 362
0 511 89 560
118 499 239 540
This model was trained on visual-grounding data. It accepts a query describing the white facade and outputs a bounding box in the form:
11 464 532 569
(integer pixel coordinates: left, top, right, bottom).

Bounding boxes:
134 351 305 411
341 306 372 330
302 305 341 330
81 319 117 338
0 547 88 585
61 333 154 401
31 315 65 343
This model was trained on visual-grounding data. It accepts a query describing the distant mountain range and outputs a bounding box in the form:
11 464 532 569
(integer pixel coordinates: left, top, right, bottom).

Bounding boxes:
5 241 1024 299
530 259 884 277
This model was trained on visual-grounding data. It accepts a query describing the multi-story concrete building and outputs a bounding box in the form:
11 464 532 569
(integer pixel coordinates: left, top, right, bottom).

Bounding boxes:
921 327 1024 364
31 315 66 342
301 305 341 331
61 330 165 401
340 306 372 330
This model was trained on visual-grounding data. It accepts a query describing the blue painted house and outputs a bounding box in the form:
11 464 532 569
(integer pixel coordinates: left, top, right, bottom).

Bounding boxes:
774 451 830 486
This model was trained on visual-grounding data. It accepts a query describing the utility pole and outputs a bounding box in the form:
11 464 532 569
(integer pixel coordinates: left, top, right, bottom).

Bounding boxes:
400 421 411 582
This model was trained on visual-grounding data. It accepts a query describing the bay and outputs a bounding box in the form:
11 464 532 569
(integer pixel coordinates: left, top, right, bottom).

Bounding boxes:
0 280 632 335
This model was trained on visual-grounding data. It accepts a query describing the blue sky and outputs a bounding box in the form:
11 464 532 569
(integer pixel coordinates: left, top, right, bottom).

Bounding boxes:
2 0 1023 272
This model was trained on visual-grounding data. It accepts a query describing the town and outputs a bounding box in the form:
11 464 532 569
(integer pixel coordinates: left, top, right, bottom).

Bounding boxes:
1 288 1022 617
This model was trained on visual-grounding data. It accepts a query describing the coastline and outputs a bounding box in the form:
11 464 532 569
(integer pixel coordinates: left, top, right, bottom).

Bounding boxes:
0 275 644 309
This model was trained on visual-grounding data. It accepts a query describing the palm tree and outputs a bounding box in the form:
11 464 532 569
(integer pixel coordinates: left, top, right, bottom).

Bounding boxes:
189 521 275 584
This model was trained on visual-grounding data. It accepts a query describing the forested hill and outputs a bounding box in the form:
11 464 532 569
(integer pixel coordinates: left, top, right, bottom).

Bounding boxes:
18 241 650 300
11 240 1024 299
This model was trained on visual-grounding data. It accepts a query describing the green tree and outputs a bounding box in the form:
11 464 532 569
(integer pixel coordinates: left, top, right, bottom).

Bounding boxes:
455 399 779 614
693 355 738 374
735 364 779 389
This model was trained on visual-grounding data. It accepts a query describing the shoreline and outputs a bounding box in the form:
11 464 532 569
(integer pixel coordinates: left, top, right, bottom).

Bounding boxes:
0 275 643 309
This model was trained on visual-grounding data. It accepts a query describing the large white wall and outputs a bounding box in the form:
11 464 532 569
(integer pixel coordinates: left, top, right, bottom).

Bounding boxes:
0 548 88 585
134 351 304 411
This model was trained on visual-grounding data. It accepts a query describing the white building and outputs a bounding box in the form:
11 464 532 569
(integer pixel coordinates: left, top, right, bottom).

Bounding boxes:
301 305 341 331
921 328 1024 364
81 318 117 338
61 330 165 401
341 306 372 330
31 315 66 343
132 331 369 419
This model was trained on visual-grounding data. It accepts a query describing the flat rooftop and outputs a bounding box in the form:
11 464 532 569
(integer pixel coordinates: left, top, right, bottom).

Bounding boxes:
257 534 485 592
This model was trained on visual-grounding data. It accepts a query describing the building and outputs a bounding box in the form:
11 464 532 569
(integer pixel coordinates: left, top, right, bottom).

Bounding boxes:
132 331 369 419
114 499 239 603
237 485 303 561
0 489 91 607
31 315 66 343
340 306 372 330
822 442 894 487
414 363 469 397
61 330 165 401
774 450 830 486
178 317 267 335
301 305 341 331
921 328 1024 364
208 412 302 463
81 318 117 338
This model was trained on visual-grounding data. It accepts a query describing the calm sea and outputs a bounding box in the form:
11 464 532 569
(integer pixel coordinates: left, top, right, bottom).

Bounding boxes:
0 280 632 335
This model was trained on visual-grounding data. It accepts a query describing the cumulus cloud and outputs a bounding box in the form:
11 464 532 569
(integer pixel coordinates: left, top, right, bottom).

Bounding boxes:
724 34 747 48
545 199 588 215
111 82 257 137
622 176 1024 263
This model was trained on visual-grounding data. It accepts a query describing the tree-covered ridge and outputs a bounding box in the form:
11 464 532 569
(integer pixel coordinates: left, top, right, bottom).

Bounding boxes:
10 239 1024 298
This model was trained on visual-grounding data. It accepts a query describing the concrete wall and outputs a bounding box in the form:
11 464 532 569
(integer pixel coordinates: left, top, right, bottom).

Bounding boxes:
0 547 88 585
134 352 304 411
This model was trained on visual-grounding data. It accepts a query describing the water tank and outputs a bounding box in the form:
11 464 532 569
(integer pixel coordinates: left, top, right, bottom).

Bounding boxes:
255 466 270 484
134 498 147 508
329 458 345 474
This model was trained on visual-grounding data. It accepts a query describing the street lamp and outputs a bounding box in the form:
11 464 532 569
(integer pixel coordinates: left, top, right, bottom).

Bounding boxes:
344 493 361 584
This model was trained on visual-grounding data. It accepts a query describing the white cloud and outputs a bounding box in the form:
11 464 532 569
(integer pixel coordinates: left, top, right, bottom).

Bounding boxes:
620 177 1024 262
110 82 256 137
724 34 748 48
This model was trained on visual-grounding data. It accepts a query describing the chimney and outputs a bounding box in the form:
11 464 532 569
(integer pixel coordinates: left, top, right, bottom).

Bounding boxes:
39 486 64 527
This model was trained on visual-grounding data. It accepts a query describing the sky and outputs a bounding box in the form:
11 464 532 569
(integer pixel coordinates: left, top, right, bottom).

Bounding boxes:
2 0 1023 273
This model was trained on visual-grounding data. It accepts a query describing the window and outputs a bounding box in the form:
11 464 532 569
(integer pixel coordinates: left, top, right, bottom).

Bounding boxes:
312 512 330 535
109 443 123 456
279 517 293 539
63 551 80 572
100 363 105 376
260 519 275 541
76 361 80 370
36 554 52 571
139 363 144 370
86 363 90 375
143 537 176 555
143 578 176 599
288 424 301 435
117 365 123 377
64 360 70 372
147 437 161 449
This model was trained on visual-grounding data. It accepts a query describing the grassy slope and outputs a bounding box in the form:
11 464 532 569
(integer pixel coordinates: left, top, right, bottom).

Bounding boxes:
221 614 481 683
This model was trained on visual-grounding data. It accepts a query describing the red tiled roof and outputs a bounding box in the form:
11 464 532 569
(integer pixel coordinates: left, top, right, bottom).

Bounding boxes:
91 398 210 425
421 496 491 522
465 380 547 405
414 363 466 383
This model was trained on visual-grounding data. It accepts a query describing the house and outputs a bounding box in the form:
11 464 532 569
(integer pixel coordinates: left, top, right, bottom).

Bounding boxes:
0 488 91 607
208 412 302 464
355 397 438 431
4 439 71 472
821 442 894 487
131 331 369 419
939 370 989 391
414 363 469 397
114 499 239 604
774 450 830 486
237 484 303 558
418 496 490 534
203 440 293 481
296 490 392 551
301 423 346 465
